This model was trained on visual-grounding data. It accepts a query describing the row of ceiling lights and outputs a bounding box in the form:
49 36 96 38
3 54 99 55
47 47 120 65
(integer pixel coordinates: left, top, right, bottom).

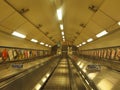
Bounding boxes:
11 7 65 47
77 21 120 47
77 30 108 47
57 8 65 42
12 31 51 48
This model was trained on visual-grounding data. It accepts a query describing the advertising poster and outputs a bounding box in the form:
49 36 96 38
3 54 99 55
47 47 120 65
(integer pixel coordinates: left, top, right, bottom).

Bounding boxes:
2 48 9 61
98 50 101 58
40 51 43 56
93 50 96 57
103 49 107 59
0 48 2 63
100 49 104 58
111 48 116 60
29 50 32 58
13 49 18 60
8 49 14 61
107 49 111 59
24 50 28 59
115 48 120 60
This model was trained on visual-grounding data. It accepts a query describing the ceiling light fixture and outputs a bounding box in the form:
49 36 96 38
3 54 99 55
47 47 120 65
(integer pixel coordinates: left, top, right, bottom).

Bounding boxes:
96 30 108 38
49 45 51 47
60 24 63 30
77 45 79 47
79 44 82 46
40 42 44 45
31 39 38 43
87 38 93 42
61 31 64 35
57 8 62 20
12 31 26 38
62 36 65 39
63 38 65 42
45 44 48 46
82 42 86 45
117 21 120 26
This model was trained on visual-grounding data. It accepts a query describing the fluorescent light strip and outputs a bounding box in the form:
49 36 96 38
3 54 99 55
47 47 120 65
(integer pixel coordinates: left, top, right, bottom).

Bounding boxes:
12 31 26 38
35 84 42 90
118 21 120 26
31 39 38 43
62 35 65 39
63 39 65 42
60 24 63 30
40 42 44 45
79 44 82 46
57 8 62 20
87 38 93 42
96 30 108 38
82 42 86 45
45 44 48 47
61 31 64 35
49 45 51 47
77 45 79 47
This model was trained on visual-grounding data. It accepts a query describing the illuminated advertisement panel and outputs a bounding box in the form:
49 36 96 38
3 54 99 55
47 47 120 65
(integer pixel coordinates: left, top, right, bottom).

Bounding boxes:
115 48 120 60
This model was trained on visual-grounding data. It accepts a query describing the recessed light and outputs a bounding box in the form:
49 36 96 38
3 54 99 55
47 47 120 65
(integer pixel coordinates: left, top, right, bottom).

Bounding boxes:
117 21 120 26
96 30 108 38
82 42 86 45
57 8 62 20
40 42 44 45
31 39 38 43
60 24 63 30
12 31 26 38
87 38 93 42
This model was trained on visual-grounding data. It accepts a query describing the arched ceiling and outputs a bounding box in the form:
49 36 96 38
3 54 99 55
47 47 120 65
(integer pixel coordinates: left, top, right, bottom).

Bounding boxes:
0 0 120 47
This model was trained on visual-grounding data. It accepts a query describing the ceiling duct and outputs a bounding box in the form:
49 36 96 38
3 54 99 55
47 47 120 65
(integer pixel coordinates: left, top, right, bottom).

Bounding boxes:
88 5 98 12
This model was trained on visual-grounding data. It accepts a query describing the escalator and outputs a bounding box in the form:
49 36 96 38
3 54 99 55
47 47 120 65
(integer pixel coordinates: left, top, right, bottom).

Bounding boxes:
42 58 86 90
0 57 87 90
0 57 60 90
42 58 70 90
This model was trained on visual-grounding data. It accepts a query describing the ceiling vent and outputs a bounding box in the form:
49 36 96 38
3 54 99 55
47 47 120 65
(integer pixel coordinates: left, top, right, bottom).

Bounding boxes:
88 5 98 12
74 36 77 38
45 32 49 36
80 23 86 28
36 24 42 28
49 37 53 39
76 32 80 35
19 8 29 14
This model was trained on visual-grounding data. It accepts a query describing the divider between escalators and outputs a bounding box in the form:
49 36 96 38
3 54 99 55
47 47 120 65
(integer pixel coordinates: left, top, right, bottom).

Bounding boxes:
0 55 60 85
69 56 98 90
67 58 79 90
33 57 62 90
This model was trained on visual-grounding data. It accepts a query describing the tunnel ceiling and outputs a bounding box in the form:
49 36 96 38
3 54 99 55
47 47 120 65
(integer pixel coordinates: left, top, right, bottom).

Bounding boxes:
0 0 120 47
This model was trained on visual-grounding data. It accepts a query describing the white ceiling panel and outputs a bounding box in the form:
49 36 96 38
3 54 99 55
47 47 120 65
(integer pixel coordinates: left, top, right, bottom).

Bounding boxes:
100 0 120 21
0 0 119 47
0 12 26 33
92 10 116 29
0 0 14 22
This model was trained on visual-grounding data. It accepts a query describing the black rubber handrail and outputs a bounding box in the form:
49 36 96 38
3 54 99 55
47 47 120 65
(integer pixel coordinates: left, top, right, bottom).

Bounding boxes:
0 56 59 83
40 57 62 90
69 56 98 90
